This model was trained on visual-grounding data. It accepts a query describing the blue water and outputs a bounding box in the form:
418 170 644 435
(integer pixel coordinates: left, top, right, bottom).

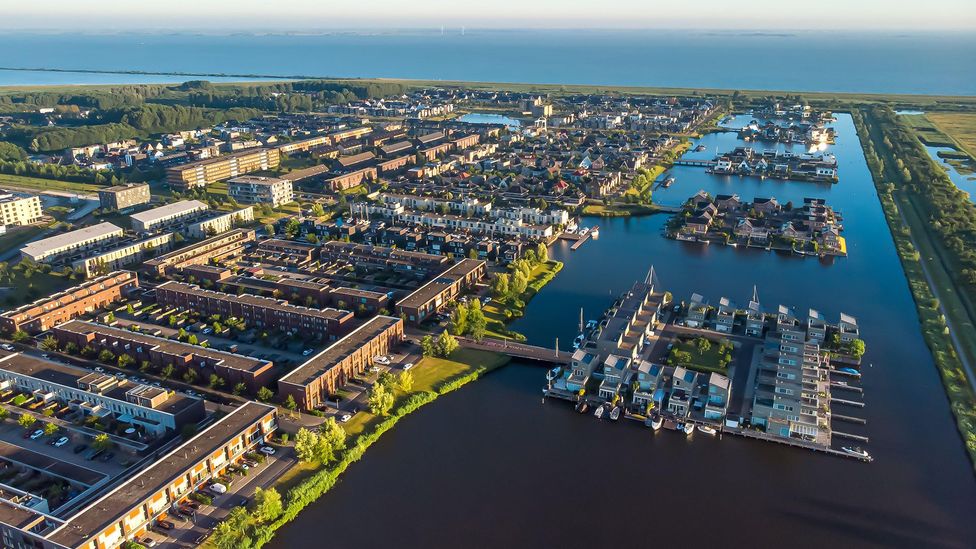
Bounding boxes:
924 145 976 201
0 30 973 94
457 113 522 128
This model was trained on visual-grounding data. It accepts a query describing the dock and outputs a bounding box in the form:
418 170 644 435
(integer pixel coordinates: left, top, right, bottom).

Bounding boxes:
559 227 598 251
834 431 870 443
832 414 867 425
729 427 873 462
673 159 716 168
830 397 865 408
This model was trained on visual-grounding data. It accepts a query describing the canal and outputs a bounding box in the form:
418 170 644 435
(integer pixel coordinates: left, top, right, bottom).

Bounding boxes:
268 114 976 548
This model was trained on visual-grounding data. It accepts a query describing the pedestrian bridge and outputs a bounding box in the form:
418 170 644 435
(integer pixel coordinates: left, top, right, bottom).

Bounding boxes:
456 336 572 365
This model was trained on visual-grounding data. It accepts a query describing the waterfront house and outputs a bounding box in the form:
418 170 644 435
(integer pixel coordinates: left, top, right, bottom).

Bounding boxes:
715 193 742 211
807 309 827 343
667 366 698 418
714 297 736 333
632 360 663 409
704 372 731 421
745 299 765 337
775 305 805 342
734 218 770 243
838 313 859 343
752 197 781 214
598 354 631 400
685 293 709 328
685 211 714 235
566 349 598 393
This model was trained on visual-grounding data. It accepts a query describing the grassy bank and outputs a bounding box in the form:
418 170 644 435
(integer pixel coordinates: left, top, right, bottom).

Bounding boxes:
926 112 976 158
0 173 103 194
582 203 661 217
852 108 976 470
483 260 563 341
211 348 509 548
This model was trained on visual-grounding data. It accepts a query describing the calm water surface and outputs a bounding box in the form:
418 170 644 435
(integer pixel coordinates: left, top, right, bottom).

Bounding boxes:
269 115 976 548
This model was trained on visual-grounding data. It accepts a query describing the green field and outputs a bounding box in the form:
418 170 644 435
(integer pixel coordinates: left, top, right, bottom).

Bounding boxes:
926 112 976 159
0 173 103 194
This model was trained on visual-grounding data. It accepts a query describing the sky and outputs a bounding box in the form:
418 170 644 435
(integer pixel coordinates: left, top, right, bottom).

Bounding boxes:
1 0 974 31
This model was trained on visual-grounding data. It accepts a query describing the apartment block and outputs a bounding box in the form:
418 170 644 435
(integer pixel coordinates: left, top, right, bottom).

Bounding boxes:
278 316 403 410
185 206 254 239
155 281 353 340
319 241 448 275
227 175 294 207
0 192 42 227
0 271 138 335
143 228 255 277
21 222 124 263
129 200 209 232
97 184 151 211
165 148 280 190
396 259 487 324
71 233 175 278
52 320 275 393
0 353 205 436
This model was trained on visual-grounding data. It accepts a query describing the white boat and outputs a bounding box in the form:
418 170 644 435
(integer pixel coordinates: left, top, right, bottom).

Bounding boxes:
682 423 695 435
594 404 605 419
590 226 600 237
651 417 663 431
841 446 870 459
609 406 621 421
579 227 590 236
565 227 577 235
697 425 717 435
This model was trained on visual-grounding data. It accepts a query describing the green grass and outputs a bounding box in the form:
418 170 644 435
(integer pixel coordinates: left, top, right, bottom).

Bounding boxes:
582 203 661 217
0 174 103 194
926 112 976 159
668 338 731 374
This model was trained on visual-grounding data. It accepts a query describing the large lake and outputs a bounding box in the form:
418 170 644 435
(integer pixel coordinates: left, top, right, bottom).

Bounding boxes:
268 114 976 547
0 30 974 95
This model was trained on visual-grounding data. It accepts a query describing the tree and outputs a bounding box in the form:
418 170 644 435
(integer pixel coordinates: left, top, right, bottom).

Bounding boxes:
117 354 135 369
0 409 9 422
43 422 58 436
510 270 529 298
536 242 548 263
39 336 59 352
182 368 198 384
294 427 319 462
492 273 510 300
233 382 247 396
92 433 112 452
397 370 414 392
311 203 326 217
11 330 30 343
251 487 283 523
420 335 436 357
695 337 712 356
256 386 274 402
18 413 36 430
467 300 487 342
450 305 468 336
98 349 115 363
284 395 298 412
848 338 866 359
367 383 394 416
208 374 225 389
160 363 175 379
264 223 276 236
436 330 459 358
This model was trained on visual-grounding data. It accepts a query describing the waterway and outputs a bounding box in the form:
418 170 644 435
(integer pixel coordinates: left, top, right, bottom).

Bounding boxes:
923 145 976 202
457 113 522 129
268 114 976 547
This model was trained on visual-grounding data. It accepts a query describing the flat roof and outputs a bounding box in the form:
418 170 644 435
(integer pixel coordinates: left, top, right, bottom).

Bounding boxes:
21 222 122 258
55 320 272 375
0 353 200 416
397 259 484 310
170 147 275 170
47 402 274 548
227 175 289 186
0 440 108 487
280 316 400 386
99 183 149 193
157 281 350 323
145 228 254 264
130 200 208 224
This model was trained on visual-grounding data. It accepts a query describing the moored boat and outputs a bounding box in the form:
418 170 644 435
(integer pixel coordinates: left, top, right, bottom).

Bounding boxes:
841 446 870 458
681 422 694 435
594 404 605 419
590 226 600 237
609 406 621 421
576 400 589 414
697 425 717 435
650 416 663 431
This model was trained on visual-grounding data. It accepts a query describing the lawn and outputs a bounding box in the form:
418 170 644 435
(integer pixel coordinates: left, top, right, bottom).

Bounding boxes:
900 114 956 148
667 337 732 374
582 203 660 217
0 174 103 194
926 112 976 159
274 348 508 492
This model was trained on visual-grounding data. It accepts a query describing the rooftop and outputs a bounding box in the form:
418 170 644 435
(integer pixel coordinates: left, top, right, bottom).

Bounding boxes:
279 316 400 386
130 200 208 225
157 281 351 323
21 222 123 258
47 402 274 548
397 259 485 309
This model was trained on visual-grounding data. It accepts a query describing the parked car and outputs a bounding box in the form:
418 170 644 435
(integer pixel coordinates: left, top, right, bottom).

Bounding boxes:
258 446 276 456
155 520 175 530
402 362 414 371
94 367 105 373
338 413 352 423
29 430 44 440
141 538 157 548
369 366 381 373
53 436 69 447
208 482 227 495
0 344 14 351
302 348 314 356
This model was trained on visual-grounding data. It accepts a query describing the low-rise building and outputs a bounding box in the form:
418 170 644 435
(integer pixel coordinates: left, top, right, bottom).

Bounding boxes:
396 259 487 324
227 175 294 207
278 316 404 410
0 271 139 335
155 281 353 340
166 147 280 190
186 206 255 239
97 184 151 211
143 228 255 277
52 320 276 393
71 232 175 278
130 200 209 232
21 222 124 264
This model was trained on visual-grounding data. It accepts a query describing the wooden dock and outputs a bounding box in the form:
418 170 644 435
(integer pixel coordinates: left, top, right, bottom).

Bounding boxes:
830 397 865 408
729 427 872 462
832 414 867 425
